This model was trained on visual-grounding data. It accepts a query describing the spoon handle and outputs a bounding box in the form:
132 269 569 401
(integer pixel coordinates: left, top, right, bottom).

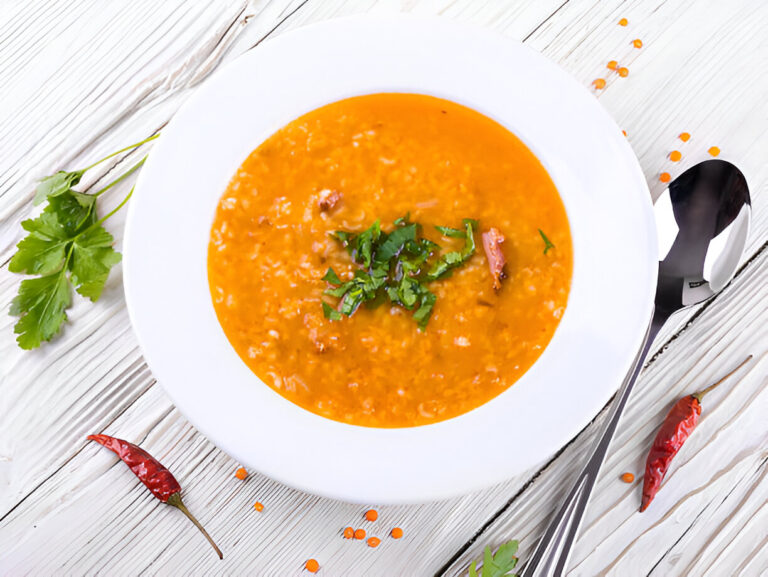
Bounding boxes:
521 307 668 577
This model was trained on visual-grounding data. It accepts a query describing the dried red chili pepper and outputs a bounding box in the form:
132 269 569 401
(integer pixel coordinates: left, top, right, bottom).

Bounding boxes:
640 355 752 512
87 434 223 559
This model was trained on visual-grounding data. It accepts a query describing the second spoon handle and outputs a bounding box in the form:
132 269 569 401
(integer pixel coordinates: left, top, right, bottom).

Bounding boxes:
521 307 668 577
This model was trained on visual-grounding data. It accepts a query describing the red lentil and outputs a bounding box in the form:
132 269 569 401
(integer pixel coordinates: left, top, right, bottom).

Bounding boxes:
679 132 691 142
305 559 320 573
343 527 354 539
391 527 404 539
618 18 628 26
365 509 378 522
354 529 366 540
253 501 264 512
669 150 682 162
633 39 643 48
593 78 606 89
235 467 248 480
367 537 381 548
618 67 629 77
607 60 618 70
708 146 721 157
660 172 671 183
621 472 635 483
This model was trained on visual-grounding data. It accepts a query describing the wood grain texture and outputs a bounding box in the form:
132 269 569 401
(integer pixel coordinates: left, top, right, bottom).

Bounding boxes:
0 0 766 575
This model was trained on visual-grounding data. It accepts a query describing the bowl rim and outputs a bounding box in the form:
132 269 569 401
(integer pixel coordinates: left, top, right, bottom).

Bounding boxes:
124 14 657 504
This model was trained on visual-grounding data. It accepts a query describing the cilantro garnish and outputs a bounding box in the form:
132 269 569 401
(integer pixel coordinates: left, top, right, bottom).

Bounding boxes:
538 228 555 254
468 540 520 577
321 216 477 329
8 134 158 349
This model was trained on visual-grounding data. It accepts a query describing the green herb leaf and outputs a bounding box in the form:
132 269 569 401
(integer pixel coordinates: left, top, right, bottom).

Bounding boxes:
34 170 85 205
374 223 417 263
435 225 465 238
468 540 519 577
428 220 476 280
9 212 70 275
356 220 381 267
322 267 342 285
10 270 71 350
393 212 411 226
322 302 342 321
69 225 122 301
539 228 555 254
413 290 436 329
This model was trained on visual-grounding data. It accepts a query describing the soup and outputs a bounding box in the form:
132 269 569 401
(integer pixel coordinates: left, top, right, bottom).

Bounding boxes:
208 93 572 427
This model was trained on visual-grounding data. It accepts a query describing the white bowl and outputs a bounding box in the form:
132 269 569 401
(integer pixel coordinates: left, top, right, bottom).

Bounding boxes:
124 15 657 504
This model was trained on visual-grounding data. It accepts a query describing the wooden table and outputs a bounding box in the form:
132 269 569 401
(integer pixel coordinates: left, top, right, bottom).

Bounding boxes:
1 1 767 575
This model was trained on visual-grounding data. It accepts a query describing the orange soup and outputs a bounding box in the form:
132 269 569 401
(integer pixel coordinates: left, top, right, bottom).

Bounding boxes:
208 93 572 427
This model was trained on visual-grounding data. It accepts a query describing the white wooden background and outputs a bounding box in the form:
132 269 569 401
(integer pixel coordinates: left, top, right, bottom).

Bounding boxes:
1 1 767 575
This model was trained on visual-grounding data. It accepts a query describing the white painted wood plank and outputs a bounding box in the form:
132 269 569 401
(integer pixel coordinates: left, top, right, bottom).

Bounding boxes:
1 0 767 575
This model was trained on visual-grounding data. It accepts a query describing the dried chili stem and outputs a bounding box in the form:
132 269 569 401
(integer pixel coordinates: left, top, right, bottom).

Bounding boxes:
693 355 753 401
167 492 223 560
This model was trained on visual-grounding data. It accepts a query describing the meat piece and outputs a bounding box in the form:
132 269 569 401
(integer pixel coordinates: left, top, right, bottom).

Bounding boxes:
318 189 342 212
482 227 507 291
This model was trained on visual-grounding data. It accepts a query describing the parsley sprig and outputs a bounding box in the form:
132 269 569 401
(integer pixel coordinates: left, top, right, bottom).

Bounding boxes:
9 134 158 349
322 215 476 329
469 540 520 577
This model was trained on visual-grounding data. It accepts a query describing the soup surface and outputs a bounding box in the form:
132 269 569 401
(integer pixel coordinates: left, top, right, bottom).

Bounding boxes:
208 93 572 427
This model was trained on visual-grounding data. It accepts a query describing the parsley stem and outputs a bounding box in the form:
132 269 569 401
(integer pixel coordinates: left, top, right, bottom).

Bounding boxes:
93 156 147 197
82 133 159 171
96 186 134 227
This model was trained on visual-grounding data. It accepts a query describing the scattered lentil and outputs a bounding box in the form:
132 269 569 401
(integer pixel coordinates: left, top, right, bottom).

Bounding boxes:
708 146 721 157
618 17 628 26
253 501 264 512
618 67 629 77
679 132 691 142
235 467 248 480
354 529 366 540
607 60 618 70
660 172 671 183
633 39 643 48
343 527 354 539
592 78 606 89
365 509 378 522
621 472 635 483
305 559 320 573
367 537 382 548
391 527 404 539
669 150 682 162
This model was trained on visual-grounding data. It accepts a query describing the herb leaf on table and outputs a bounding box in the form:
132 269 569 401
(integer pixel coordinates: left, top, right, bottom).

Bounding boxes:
468 540 520 577
8 134 158 349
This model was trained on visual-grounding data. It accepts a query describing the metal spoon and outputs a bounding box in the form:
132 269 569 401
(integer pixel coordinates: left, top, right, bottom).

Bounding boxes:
521 160 751 577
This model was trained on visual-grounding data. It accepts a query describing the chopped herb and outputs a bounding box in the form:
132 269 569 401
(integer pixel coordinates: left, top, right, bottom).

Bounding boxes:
468 540 519 577
393 212 411 226
435 225 465 238
427 219 476 280
321 267 342 285
539 228 555 254
320 216 478 329
374 223 417 263
322 302 342 321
